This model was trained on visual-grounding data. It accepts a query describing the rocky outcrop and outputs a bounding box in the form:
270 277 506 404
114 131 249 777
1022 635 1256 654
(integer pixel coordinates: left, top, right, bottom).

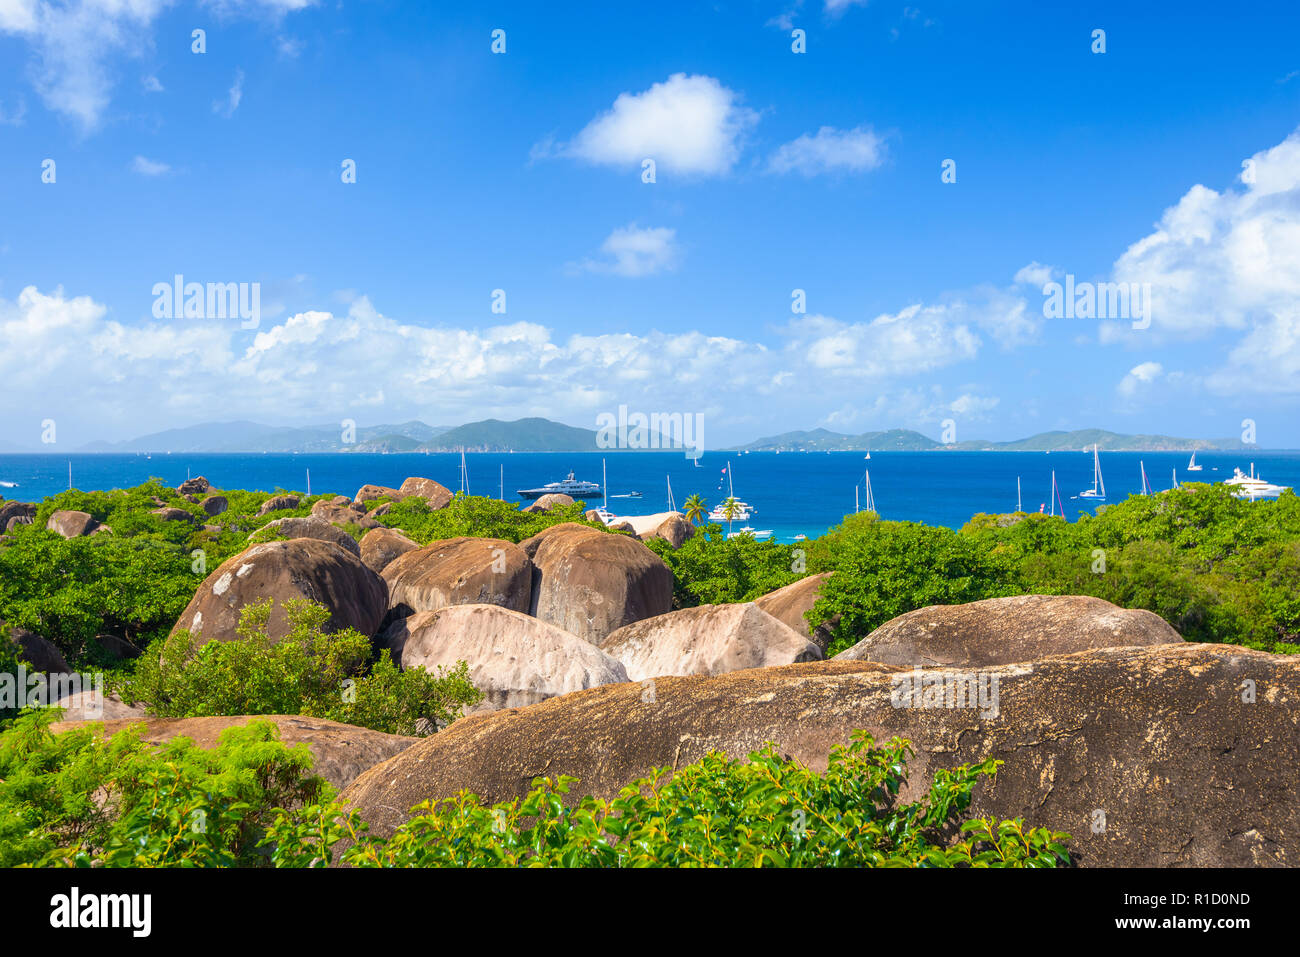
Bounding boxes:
53 715 415 791
359 527 419 574
630 512 696 548
522 493 574 513
3 620 70 673
599 602 822 680
355 484 404 504
398 477 453 510
46 510 101 538
53 691 148 722
340 644 1300 867
754 573 835 653
170 539 388 645
177 476 212 497
151 506 196 523
519 523 673 644
381 604 629 713
834 594 1183 667
311 498 381 530
382 537 532 618
0 501 36 530
255 494 300 517
201 495 228 517
248 517 362 557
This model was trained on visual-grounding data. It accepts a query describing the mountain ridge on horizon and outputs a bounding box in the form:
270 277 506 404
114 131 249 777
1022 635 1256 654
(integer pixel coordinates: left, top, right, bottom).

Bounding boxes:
0 418 1267 454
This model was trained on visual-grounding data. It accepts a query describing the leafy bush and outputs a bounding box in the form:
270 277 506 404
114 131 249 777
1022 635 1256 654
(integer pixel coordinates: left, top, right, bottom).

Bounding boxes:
379 493 606 545
125 599 482 736
0 711 326 867
267 731 1070 868
645 524 799 608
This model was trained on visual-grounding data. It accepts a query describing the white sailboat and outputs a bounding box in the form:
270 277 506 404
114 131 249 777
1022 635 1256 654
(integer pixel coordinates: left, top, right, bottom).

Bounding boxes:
1078 444 1106 500
1186 451 1202 472
1139 460 1153 496
708 461 755 522
458 450 469 495
1017 475 1022 512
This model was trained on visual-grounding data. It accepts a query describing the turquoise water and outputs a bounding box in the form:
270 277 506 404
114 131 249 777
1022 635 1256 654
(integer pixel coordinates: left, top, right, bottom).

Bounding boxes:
2 450 1297 542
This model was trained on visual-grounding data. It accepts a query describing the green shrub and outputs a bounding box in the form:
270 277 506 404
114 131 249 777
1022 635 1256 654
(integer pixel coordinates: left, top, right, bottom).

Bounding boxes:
125 599 482 736
0 711 326 867
266 731 1071 868
645 525 799 608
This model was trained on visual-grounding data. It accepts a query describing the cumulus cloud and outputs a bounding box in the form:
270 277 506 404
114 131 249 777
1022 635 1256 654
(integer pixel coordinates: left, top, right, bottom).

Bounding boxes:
551 73 758 176
768 125 886 176
573 224 680 277
1013 261 1056 286
131 155 170 176
824 0 869 16
1101 126 1300 393
0 281 1021 443
1118 361 1164 397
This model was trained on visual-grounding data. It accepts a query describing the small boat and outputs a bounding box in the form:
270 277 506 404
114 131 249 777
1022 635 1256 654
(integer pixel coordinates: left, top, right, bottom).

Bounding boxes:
610 491 642 498
1186 451 1202 472
516 470 601 499
727 526 773 540
1223 464 1291 500
0 480 16 488
588 506 619 526
793 533 806 541
1078 444 1107 500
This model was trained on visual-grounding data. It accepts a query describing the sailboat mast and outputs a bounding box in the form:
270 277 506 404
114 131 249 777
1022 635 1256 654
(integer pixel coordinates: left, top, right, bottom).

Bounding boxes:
603 458 607 510
307 468 311 496
1017 475 1022 512
1050 470 1056 517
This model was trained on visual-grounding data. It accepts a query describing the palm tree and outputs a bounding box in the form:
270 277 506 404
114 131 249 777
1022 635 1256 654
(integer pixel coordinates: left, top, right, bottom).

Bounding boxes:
682 494 707 525
720 495 741 535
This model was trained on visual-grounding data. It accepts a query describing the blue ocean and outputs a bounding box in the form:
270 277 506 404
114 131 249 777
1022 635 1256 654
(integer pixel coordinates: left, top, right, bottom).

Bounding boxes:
1 450 1297 543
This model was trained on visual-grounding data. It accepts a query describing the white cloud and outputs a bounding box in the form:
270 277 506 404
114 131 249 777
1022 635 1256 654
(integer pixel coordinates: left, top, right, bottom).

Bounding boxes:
555 73 758 176
131 155 170 176
1118 361 1164 397
213 69 244 118
574 224 680 278
949 393 1000 417
0 281 1024 443
141 74 163 93
824 0 869 16
1101 126 1300 392
768 125 886 176
1013 261 1056 286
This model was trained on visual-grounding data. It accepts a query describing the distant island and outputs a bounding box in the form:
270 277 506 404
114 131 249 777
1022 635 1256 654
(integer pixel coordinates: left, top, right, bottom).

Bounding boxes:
0 418 1262 454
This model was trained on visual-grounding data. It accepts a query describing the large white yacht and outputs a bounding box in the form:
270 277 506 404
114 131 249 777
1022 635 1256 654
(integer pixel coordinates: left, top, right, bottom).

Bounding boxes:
1223 464 1291 500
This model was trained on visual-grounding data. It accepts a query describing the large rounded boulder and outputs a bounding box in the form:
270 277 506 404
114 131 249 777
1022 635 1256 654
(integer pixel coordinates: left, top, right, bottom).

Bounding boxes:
381 604 629 713
399 477 453 510
340 644 1300 867
248 516 361 557
355 484 404 504
599 603 822 680
834 594 1183 667
359 527 419 574
53 715 415 791
311 498 381 530
3 620 70 673
46 510 101 538
519 523 672 644
170 539 388 645
522 493 575 514
754 572 835 653
256 494 300 517
382 537 532 618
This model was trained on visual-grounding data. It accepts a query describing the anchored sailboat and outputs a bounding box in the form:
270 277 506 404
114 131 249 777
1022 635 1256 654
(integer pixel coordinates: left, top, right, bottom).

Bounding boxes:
1078 444 1106 500
1140 460 1153 496
1186 451 1202 472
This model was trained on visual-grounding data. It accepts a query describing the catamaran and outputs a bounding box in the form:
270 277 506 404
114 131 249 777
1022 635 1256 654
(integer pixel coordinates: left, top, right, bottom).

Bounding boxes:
1078 444 1106 500
1223 464 1291 500
1186 451 1202 472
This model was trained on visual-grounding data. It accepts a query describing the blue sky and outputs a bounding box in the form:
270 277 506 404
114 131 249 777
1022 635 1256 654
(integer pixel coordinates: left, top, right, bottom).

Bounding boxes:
2 0 1300 448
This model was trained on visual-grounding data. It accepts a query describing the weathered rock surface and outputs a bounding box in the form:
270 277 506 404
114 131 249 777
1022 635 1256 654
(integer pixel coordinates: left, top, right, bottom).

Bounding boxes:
151 506 196 523
54 715 415 791
256 494 300 517
171 539 388 645
177 476 212 497
3 620 70 673
359 527 419 574
311 499 381 530
398 477 453 510
46 510 101 538
355 484 404 504
53 691 148 722
382 537 532 617
248 516 362 557
600 602 822 680
629 512 696 548
0 501 36 529
835 594 1183 667
381 604 629 713
201 495 228 517
522 493 574 513
754 572 835 653
340 644 1300 867
519 523 673 644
